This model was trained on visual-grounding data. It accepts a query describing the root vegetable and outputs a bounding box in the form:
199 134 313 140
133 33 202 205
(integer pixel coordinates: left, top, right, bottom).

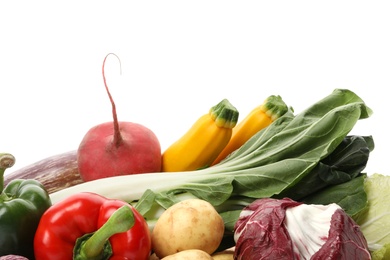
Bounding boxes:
0 255 29 260
77 53 162 182
4 150 82 194
151 199 225 259
211 248 234 260
161 249 213 260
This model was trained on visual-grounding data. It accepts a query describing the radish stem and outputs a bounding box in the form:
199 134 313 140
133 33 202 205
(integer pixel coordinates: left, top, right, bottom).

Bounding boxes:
102 53 123 148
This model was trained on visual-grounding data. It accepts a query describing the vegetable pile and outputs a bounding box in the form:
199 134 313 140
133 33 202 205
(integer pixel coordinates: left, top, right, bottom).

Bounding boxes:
47 88 381 258
1 55 390 259
50 89 373 216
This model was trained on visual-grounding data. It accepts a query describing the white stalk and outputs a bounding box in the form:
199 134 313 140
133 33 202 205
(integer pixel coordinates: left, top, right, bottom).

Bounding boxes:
50 171 198 204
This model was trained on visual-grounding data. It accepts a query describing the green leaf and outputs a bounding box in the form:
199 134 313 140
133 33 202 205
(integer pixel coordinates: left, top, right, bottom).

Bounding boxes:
301 174 367 216
220 210 242 232
372 243 390 260
275 135 373 201
353 174 390 253
134 189 156 215
157 176 235 207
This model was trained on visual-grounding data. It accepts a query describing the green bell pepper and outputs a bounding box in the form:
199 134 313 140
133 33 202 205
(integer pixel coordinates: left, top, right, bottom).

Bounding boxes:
0 153 52 260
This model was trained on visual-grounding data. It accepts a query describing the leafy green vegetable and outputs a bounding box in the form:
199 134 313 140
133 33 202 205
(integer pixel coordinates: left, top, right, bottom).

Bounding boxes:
371 244 390 260
300 174 368 216
49 89 373 236
220 135 373 231
138 88 372 223
276 135 373 202
353 174 390 258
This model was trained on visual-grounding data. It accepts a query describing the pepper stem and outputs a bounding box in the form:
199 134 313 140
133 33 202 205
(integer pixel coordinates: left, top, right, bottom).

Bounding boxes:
76 205 135 260
0 153 15 195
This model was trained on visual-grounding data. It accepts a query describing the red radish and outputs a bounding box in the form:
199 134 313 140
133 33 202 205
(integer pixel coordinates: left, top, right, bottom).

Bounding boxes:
77 53 162 182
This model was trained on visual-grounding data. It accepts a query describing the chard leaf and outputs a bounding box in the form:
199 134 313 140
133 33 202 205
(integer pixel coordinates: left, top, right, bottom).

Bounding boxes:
155 176 234 207
300 174 367 216
181 176 234 204
227 102 372 201
231 158 314 198
220 89 372 170
134 189 156 215
275 135 373 200
220 210 242 232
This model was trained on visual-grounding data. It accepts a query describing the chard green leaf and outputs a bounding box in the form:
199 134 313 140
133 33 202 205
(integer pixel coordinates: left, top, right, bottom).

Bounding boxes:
300 174 367 216
275 135 373 201
220 210 242 232
134 189 156 215
154 176 234 207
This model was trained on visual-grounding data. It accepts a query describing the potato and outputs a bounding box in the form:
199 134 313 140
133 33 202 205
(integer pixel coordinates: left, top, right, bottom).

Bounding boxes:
161 249 213 260
212 250 234 260
151 199 225 258
149 253 160 260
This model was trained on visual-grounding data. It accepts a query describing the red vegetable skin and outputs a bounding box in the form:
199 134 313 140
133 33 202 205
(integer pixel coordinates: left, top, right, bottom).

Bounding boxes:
233 198 302 259
77 53 162 182
33 192 151 260
312 208 371 259
0 256 28 260
233 198 371 260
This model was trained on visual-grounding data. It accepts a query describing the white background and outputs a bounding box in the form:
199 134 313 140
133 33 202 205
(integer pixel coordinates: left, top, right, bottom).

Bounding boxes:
1 1 389 176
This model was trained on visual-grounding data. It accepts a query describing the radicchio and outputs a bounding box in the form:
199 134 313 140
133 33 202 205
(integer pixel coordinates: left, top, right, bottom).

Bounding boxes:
233 198 371 260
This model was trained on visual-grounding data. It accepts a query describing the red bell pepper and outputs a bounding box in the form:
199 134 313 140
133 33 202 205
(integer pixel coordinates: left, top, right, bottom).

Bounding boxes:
33 192 151 260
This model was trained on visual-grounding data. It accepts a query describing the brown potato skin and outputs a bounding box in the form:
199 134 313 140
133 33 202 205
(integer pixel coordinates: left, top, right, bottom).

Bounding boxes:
4 150 83 193
161 249 213 260
152 199 225 259
212 250 234 260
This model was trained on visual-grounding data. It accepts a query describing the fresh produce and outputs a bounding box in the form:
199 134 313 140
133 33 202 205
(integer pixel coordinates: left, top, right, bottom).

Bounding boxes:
34 192 151 260
353 174 390 259
162 98 239 172
275 135 373 201
50 89 372 233
212 95 288 165
160 249 213 259
4 150 82 194
211 248 234 259
77 53 162 182
233 197 371 259
0 256 29 260
151 199 225 258
0 153 52 260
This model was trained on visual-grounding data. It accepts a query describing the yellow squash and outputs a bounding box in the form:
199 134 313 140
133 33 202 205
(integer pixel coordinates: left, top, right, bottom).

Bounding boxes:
211 95 288 165
162 99 239 172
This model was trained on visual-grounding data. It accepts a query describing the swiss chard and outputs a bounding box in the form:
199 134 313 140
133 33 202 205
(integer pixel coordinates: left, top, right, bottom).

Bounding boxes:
275 135 373 207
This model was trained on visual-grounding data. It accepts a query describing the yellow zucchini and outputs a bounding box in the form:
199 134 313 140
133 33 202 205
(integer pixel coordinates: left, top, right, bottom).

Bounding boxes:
162 99 239 172
212 95 288 165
